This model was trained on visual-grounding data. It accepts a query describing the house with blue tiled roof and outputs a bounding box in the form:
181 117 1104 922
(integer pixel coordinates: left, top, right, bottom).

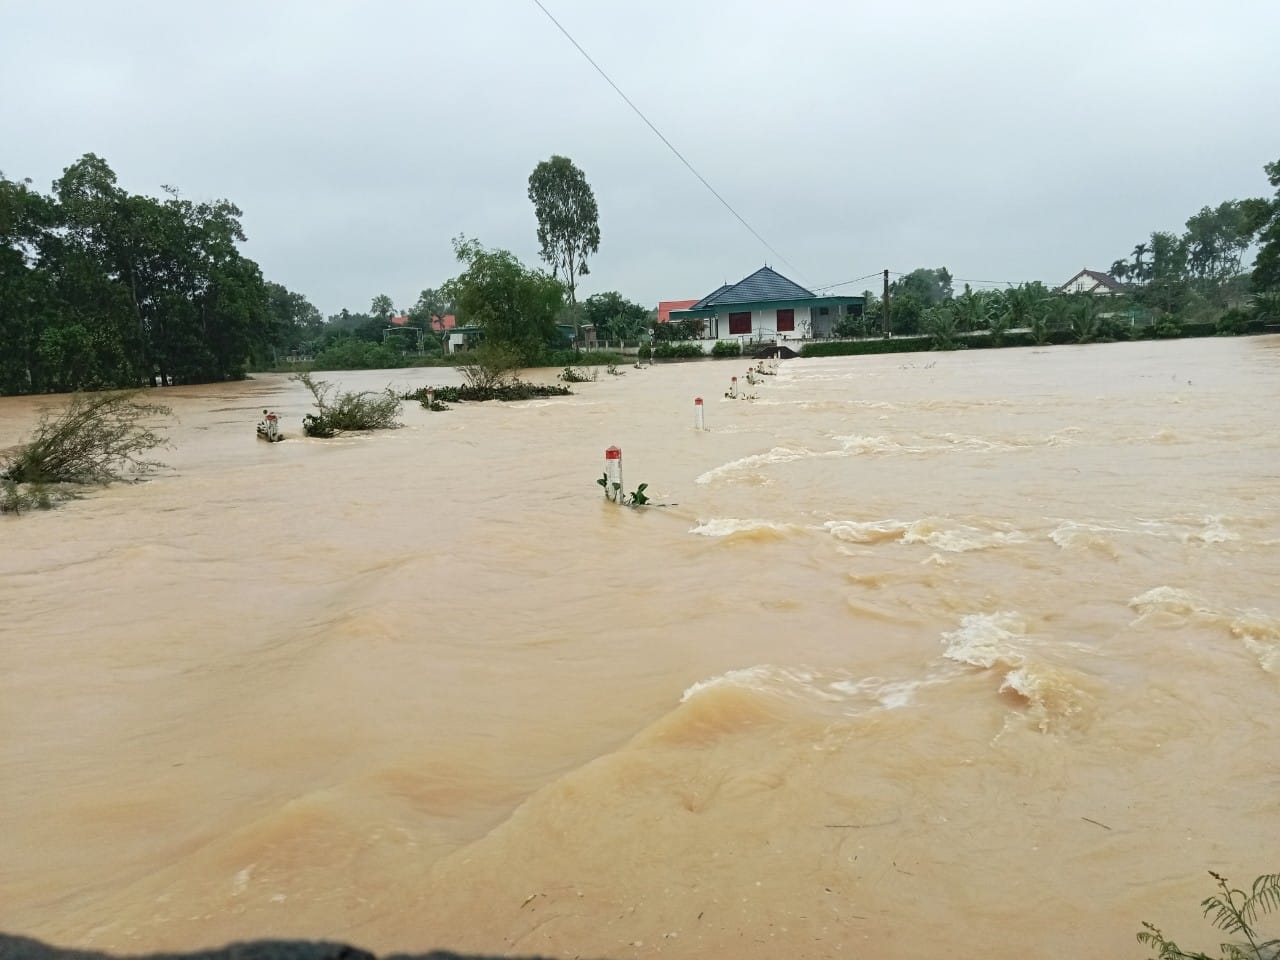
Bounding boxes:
667 266 864 350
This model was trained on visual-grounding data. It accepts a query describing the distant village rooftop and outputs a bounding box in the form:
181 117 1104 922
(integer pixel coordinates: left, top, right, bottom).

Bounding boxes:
1057 268 1125 295
666 266 864 345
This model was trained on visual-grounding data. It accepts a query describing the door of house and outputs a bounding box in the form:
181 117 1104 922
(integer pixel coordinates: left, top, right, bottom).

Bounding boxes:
776 308 795 333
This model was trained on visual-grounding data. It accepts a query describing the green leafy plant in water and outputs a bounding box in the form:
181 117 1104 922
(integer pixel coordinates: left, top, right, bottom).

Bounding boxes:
596 471 620 502
1137 872 1280 960
596 473 649 506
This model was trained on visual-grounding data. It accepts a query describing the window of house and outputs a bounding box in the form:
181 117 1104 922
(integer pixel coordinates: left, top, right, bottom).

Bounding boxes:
846 302 864 317
818 307 830 316
776 308 795 332
728 312 752 335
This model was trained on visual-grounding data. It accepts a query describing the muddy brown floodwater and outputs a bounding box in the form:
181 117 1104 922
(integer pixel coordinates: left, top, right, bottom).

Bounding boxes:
2 338 1278 959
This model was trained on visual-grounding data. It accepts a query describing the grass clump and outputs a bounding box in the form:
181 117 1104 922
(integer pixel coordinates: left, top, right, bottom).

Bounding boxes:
294 372 402 437
1 392 171 485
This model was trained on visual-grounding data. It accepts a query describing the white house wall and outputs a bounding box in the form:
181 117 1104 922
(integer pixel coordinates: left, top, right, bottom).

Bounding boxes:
707 305 814 342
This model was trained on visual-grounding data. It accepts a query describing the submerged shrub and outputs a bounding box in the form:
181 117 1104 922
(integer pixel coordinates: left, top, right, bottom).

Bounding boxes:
457 342 522 392
294 372 402 436
404 381 571 405
1 391 171 485
0 479 57 515
559 366 595 383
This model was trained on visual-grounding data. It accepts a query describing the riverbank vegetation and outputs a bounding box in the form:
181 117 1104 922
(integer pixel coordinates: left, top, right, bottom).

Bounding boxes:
811 157 1280 358
0 156 325 395
7 153 1279 394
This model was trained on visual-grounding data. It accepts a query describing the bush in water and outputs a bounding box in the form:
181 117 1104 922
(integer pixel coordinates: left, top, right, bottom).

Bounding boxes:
1 391 171 485
294 372 402 436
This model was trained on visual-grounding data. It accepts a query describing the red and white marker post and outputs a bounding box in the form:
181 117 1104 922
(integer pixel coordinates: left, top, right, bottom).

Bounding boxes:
694 397 705 430
604 445 623 501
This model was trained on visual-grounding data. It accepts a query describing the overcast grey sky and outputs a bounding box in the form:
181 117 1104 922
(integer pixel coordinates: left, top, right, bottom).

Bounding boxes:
3 0 1279 315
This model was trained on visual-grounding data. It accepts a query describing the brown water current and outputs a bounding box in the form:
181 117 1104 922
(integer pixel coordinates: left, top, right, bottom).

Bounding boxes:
2 338 1279 959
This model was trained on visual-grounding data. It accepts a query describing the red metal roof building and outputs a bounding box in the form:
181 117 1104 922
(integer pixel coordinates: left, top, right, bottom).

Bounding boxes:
656 299 698 323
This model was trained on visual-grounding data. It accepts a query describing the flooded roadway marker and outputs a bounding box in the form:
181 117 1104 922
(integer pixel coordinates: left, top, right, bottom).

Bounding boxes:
604 445 623 502
694 397 705 430
728 377 738 399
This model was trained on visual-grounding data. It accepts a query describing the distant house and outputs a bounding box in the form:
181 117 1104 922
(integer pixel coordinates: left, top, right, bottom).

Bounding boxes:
1057 269 1125 296
657 299 699 324
445 321 574 354
445 325 480 353
390 313 458 332
668 266 864 347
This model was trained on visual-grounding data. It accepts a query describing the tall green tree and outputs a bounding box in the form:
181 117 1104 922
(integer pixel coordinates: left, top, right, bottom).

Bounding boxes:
442 237 564 363
582 291 649 341
370 293 395 322
891 267 953 305
527 155 600 305
1183 201 1255 300
1246 157 1280 292
0 154 280 394
263 282 324 357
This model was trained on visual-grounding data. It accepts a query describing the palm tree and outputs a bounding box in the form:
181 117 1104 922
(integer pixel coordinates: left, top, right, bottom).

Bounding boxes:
923 304 962 350
1110 260 1130 284
1072 297 1101 343
1131 243 1149 283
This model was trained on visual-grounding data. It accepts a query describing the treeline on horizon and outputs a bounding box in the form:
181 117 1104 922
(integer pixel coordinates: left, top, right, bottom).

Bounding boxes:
3 154 1280 396
831 156 1280 348
0 153 650 395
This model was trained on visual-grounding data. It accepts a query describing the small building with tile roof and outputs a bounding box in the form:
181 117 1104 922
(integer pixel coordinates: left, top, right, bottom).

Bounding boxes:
656 299 699 324
669 266 865 347
1056 269 1125 296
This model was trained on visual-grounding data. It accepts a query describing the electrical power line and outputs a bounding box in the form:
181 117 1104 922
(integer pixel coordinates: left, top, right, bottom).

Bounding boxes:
529 0 805 281
813 271 882 292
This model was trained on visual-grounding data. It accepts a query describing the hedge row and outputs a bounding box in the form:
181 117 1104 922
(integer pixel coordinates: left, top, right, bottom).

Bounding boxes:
801 321 1263 358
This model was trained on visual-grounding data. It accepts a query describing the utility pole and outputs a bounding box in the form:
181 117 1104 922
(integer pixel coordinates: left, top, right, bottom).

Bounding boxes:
882 269 891 338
